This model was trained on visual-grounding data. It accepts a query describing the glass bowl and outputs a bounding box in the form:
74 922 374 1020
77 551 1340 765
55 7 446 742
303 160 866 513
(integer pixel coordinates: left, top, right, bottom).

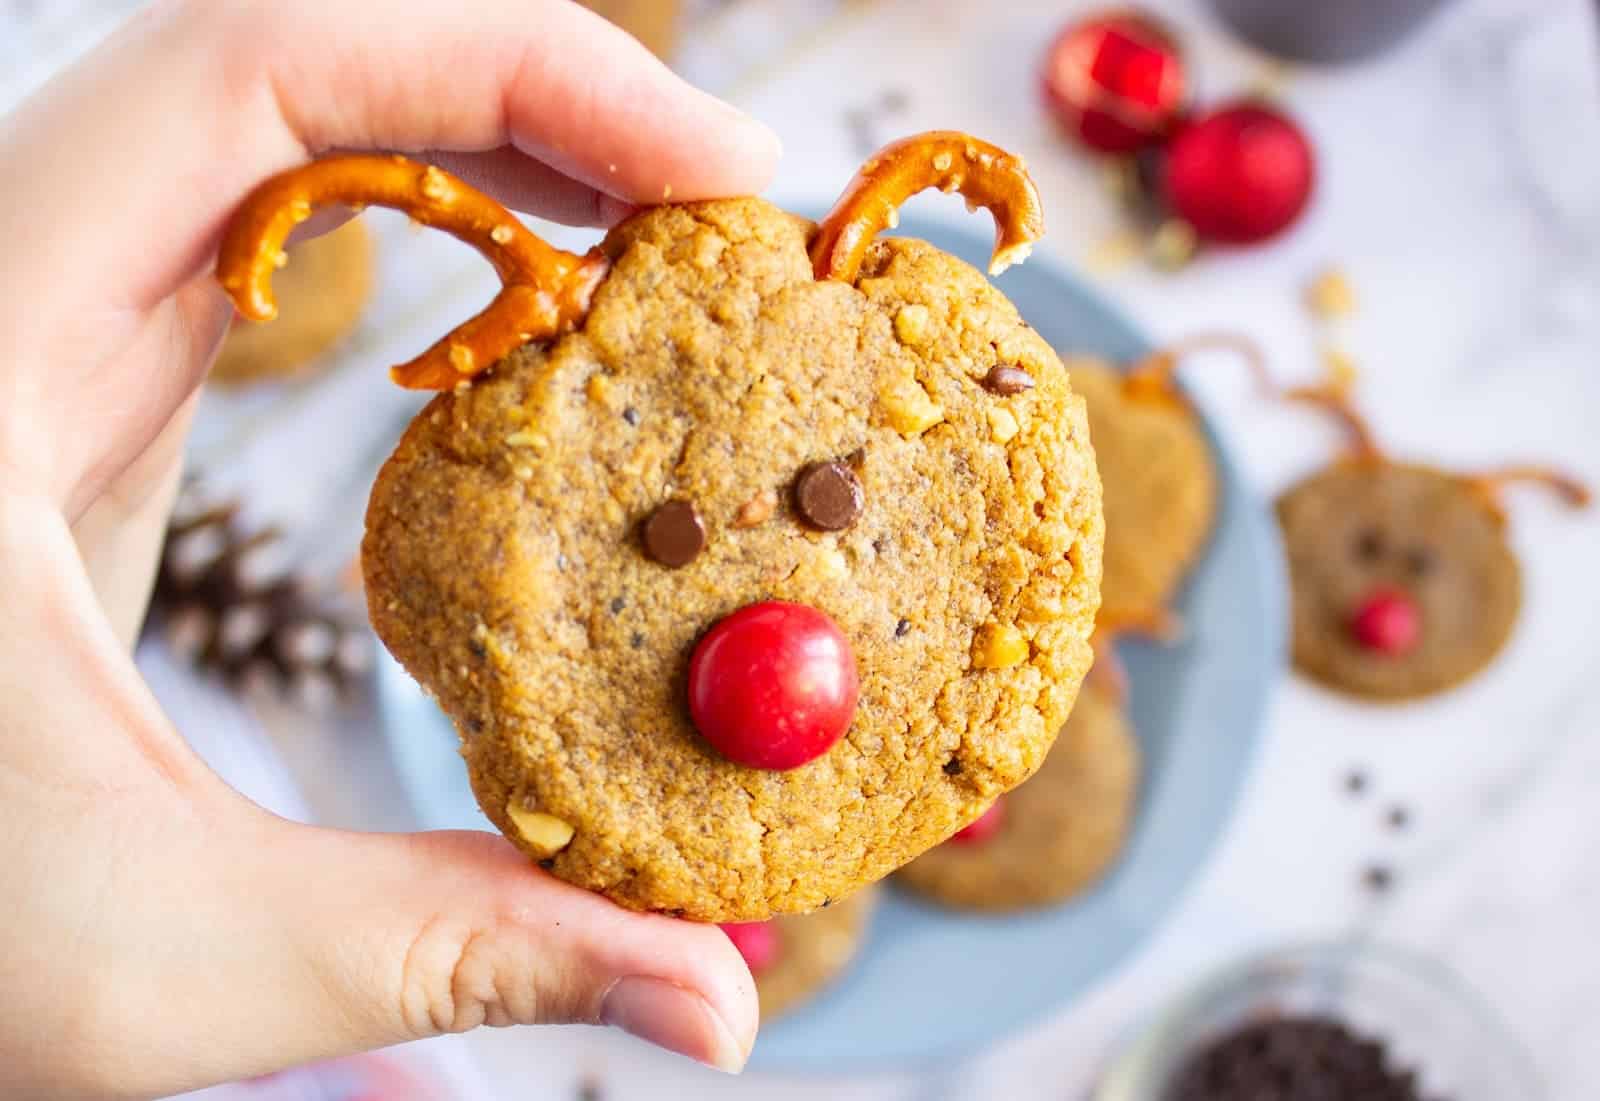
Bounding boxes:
1093 941 1543 1100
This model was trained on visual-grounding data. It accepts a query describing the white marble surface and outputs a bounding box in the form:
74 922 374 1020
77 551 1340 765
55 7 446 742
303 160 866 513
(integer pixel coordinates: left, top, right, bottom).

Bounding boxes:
7 0 1600 1097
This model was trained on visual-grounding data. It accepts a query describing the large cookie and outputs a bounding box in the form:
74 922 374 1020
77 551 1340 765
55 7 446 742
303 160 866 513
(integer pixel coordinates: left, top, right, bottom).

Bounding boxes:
895 681 1139 912
363 197 1102 920
1068 358 1215 622
212 219 371 384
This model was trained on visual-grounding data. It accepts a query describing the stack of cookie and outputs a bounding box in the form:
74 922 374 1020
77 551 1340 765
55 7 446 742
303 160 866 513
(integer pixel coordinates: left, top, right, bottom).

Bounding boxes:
898 352 1217 913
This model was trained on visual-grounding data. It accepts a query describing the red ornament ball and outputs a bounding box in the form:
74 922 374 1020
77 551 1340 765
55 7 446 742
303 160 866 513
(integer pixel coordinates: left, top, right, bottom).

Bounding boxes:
720 921 780 974
1042 11 1188 154
951 799 1006 846
1348 589 1421 656
1163 101 1315 244
688 601 859 771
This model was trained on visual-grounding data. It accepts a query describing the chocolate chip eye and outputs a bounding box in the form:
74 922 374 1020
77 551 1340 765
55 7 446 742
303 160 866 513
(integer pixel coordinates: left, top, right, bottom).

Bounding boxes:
1352 528 1385 562
794 461 864 531
1404 546 1435 579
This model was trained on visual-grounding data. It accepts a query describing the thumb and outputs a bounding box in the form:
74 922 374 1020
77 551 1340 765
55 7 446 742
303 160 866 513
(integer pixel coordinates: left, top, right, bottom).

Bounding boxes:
215 817 759 1078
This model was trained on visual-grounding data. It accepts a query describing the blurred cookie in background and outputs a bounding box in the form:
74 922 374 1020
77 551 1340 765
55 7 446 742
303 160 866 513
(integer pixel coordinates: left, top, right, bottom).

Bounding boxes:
1068 354 1217 624
895 682 1140 913
578 0 682 59
722 888 877 1020
212 219 373 385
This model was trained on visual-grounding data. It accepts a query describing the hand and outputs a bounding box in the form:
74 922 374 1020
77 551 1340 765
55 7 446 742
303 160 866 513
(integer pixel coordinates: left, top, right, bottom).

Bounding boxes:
0 2 780 1096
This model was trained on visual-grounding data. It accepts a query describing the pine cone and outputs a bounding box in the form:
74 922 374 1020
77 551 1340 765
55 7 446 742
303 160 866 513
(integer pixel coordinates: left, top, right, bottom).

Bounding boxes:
149 490 372 709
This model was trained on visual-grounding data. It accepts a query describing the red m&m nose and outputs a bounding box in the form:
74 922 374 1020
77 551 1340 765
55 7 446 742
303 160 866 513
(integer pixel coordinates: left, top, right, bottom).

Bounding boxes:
1349 588 1421 655
688 601 859 771
951 799 1006 846
720 921 780 974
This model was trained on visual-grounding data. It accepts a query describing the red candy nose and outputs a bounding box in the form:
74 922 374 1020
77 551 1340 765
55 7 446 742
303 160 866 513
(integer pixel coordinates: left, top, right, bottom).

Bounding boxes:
688 601 860 771
1349 588 1421 655
720 921 780 974
951 799 1006 846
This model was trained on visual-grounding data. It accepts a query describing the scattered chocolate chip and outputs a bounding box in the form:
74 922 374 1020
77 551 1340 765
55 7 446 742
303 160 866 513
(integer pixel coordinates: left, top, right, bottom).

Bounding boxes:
794 461 864 531
1345 769 1369 796
895 618 912 638
622 407 640 426
642 499 706 567
630 632 644 649
466 717 485 734
1364 864 1394 893
1354 528 1385 561
1387 805 1411 830
943 757 963 775
538 858 555 870
1405 546 1435 578
983 365 1035 395
576 1079 604 1101
609 596 625 614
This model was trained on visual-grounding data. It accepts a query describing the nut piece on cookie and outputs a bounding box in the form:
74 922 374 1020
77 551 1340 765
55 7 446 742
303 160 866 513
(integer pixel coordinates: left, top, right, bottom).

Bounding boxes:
506 804 576 859
216 134 1103 922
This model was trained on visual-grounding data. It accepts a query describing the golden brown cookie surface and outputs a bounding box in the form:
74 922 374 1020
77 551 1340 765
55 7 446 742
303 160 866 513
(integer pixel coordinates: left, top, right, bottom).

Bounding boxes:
212 220 371 384
895 682 1139 912
750 889 877 1021
1069 359 1215 622
363 198 1103 921
1278 460 1520 701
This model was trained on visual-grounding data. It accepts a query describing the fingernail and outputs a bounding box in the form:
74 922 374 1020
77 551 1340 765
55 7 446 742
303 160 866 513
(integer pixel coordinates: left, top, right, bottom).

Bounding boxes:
600 977 748 1073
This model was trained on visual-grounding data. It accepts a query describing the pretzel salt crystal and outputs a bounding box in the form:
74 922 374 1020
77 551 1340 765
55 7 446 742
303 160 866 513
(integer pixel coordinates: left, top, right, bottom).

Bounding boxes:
216 155 609 390
810 132 1045 283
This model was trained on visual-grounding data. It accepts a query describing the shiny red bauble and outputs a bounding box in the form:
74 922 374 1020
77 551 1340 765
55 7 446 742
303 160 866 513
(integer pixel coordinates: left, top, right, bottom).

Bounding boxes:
951 800 1006 846
688 601 859 771
1349 589 1422 656
720 921 780 974
1163 101 1315 244
1042 11 1188 154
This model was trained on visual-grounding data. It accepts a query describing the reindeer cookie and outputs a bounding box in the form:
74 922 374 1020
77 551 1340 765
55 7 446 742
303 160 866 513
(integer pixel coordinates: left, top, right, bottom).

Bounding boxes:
215 134 1105 921
721 888 877 1020
1274 385 1589 701
1067 342 1229 622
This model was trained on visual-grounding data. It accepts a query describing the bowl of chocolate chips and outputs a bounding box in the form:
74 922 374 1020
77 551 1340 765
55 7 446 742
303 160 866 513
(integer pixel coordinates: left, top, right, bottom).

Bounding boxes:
1094 942 1541 1101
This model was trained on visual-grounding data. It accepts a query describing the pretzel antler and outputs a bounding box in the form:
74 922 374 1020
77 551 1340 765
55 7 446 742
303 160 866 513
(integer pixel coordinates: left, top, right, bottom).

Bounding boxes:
217 155 610 390
1463 465 1592 524
1123 331 1270 408
810 132 1045 283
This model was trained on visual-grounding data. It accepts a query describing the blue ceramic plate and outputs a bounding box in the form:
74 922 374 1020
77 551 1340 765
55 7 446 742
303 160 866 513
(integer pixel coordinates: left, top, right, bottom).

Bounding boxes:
376 216 1286 1073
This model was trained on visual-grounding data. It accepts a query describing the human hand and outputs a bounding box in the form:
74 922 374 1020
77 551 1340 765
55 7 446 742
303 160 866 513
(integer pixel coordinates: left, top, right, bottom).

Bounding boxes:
0 1 779 1095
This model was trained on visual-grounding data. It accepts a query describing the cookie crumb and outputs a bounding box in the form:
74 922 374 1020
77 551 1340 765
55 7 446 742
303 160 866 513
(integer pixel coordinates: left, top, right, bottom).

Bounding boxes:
1306 266 1357 319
